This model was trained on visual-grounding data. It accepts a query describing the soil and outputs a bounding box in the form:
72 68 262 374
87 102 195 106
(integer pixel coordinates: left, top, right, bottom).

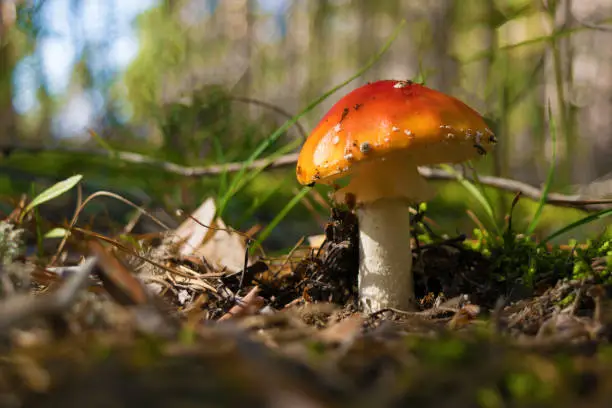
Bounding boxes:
0 208 611 408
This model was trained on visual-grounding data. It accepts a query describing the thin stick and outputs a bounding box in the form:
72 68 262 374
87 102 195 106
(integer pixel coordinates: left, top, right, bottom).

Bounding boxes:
5 146 612 211
230 96 308 141
1 146 301 177
369 306 459 319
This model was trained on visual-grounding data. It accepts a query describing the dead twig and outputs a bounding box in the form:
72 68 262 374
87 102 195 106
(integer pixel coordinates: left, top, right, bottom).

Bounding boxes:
369 305 459 319
229 96 308 141
1 145 300 177
6 146 612 211
422 168 612 212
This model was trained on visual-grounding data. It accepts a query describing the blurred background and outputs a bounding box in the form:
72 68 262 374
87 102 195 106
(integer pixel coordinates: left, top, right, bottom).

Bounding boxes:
1 0 612 251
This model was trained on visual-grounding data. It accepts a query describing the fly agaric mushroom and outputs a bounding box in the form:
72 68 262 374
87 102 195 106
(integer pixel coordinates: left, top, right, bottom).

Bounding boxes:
296 80 496 312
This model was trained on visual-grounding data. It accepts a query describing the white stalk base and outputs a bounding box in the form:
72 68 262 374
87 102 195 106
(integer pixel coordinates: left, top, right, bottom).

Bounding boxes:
357 198 415 313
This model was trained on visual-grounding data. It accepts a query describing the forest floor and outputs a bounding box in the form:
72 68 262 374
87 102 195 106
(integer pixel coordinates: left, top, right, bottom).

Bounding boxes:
0 202 611 408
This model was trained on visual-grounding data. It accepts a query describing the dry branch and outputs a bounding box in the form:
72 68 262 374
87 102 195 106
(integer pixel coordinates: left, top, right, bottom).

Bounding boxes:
4 146 612 211
229 96 308 141
1 145 300 177
419 167 612 211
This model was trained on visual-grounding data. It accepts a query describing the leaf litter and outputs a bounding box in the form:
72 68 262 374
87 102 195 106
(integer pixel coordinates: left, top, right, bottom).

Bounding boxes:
1 196 612 408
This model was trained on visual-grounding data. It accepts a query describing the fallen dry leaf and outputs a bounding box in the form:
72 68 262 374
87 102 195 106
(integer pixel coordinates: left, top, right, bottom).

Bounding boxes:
307 234 326 249
174 197 217 256
195 217 252 273
88 240 149 305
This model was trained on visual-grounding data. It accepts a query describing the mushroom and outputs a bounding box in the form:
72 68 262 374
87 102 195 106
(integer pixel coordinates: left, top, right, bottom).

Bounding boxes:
296 80 496 312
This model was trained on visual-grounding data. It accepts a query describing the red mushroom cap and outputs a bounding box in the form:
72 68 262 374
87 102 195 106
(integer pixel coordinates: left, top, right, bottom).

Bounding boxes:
296 80 496 186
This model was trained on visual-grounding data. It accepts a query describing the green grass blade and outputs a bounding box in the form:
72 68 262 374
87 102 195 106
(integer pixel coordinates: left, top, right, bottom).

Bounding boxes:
526 102 556 235
88 129 117 159
236 174 292 229
542 208 612 244
219 138 302 215
439 164 501 236
217 19 407 217
212 136 229 198
250 186 311 253
19 174 83 223
469 163 498 222
464 19 612 64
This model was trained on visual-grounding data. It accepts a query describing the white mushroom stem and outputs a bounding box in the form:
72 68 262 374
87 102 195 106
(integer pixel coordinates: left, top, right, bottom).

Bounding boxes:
334 153 434 313
357 198 414 312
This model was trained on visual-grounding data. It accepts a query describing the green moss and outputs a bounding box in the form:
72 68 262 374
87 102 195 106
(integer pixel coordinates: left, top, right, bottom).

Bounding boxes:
505 371 554 403
460 227 612 294
477 387 504 408
464 230 569 290
572 238 612 283
407 335 472 367
557 293 575 308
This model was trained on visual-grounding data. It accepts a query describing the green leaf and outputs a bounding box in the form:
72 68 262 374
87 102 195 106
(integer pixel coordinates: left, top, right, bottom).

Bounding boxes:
526 102 556 235
542 208 612 244
19 175 83 223
44 227 71 239
439 164 501 236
